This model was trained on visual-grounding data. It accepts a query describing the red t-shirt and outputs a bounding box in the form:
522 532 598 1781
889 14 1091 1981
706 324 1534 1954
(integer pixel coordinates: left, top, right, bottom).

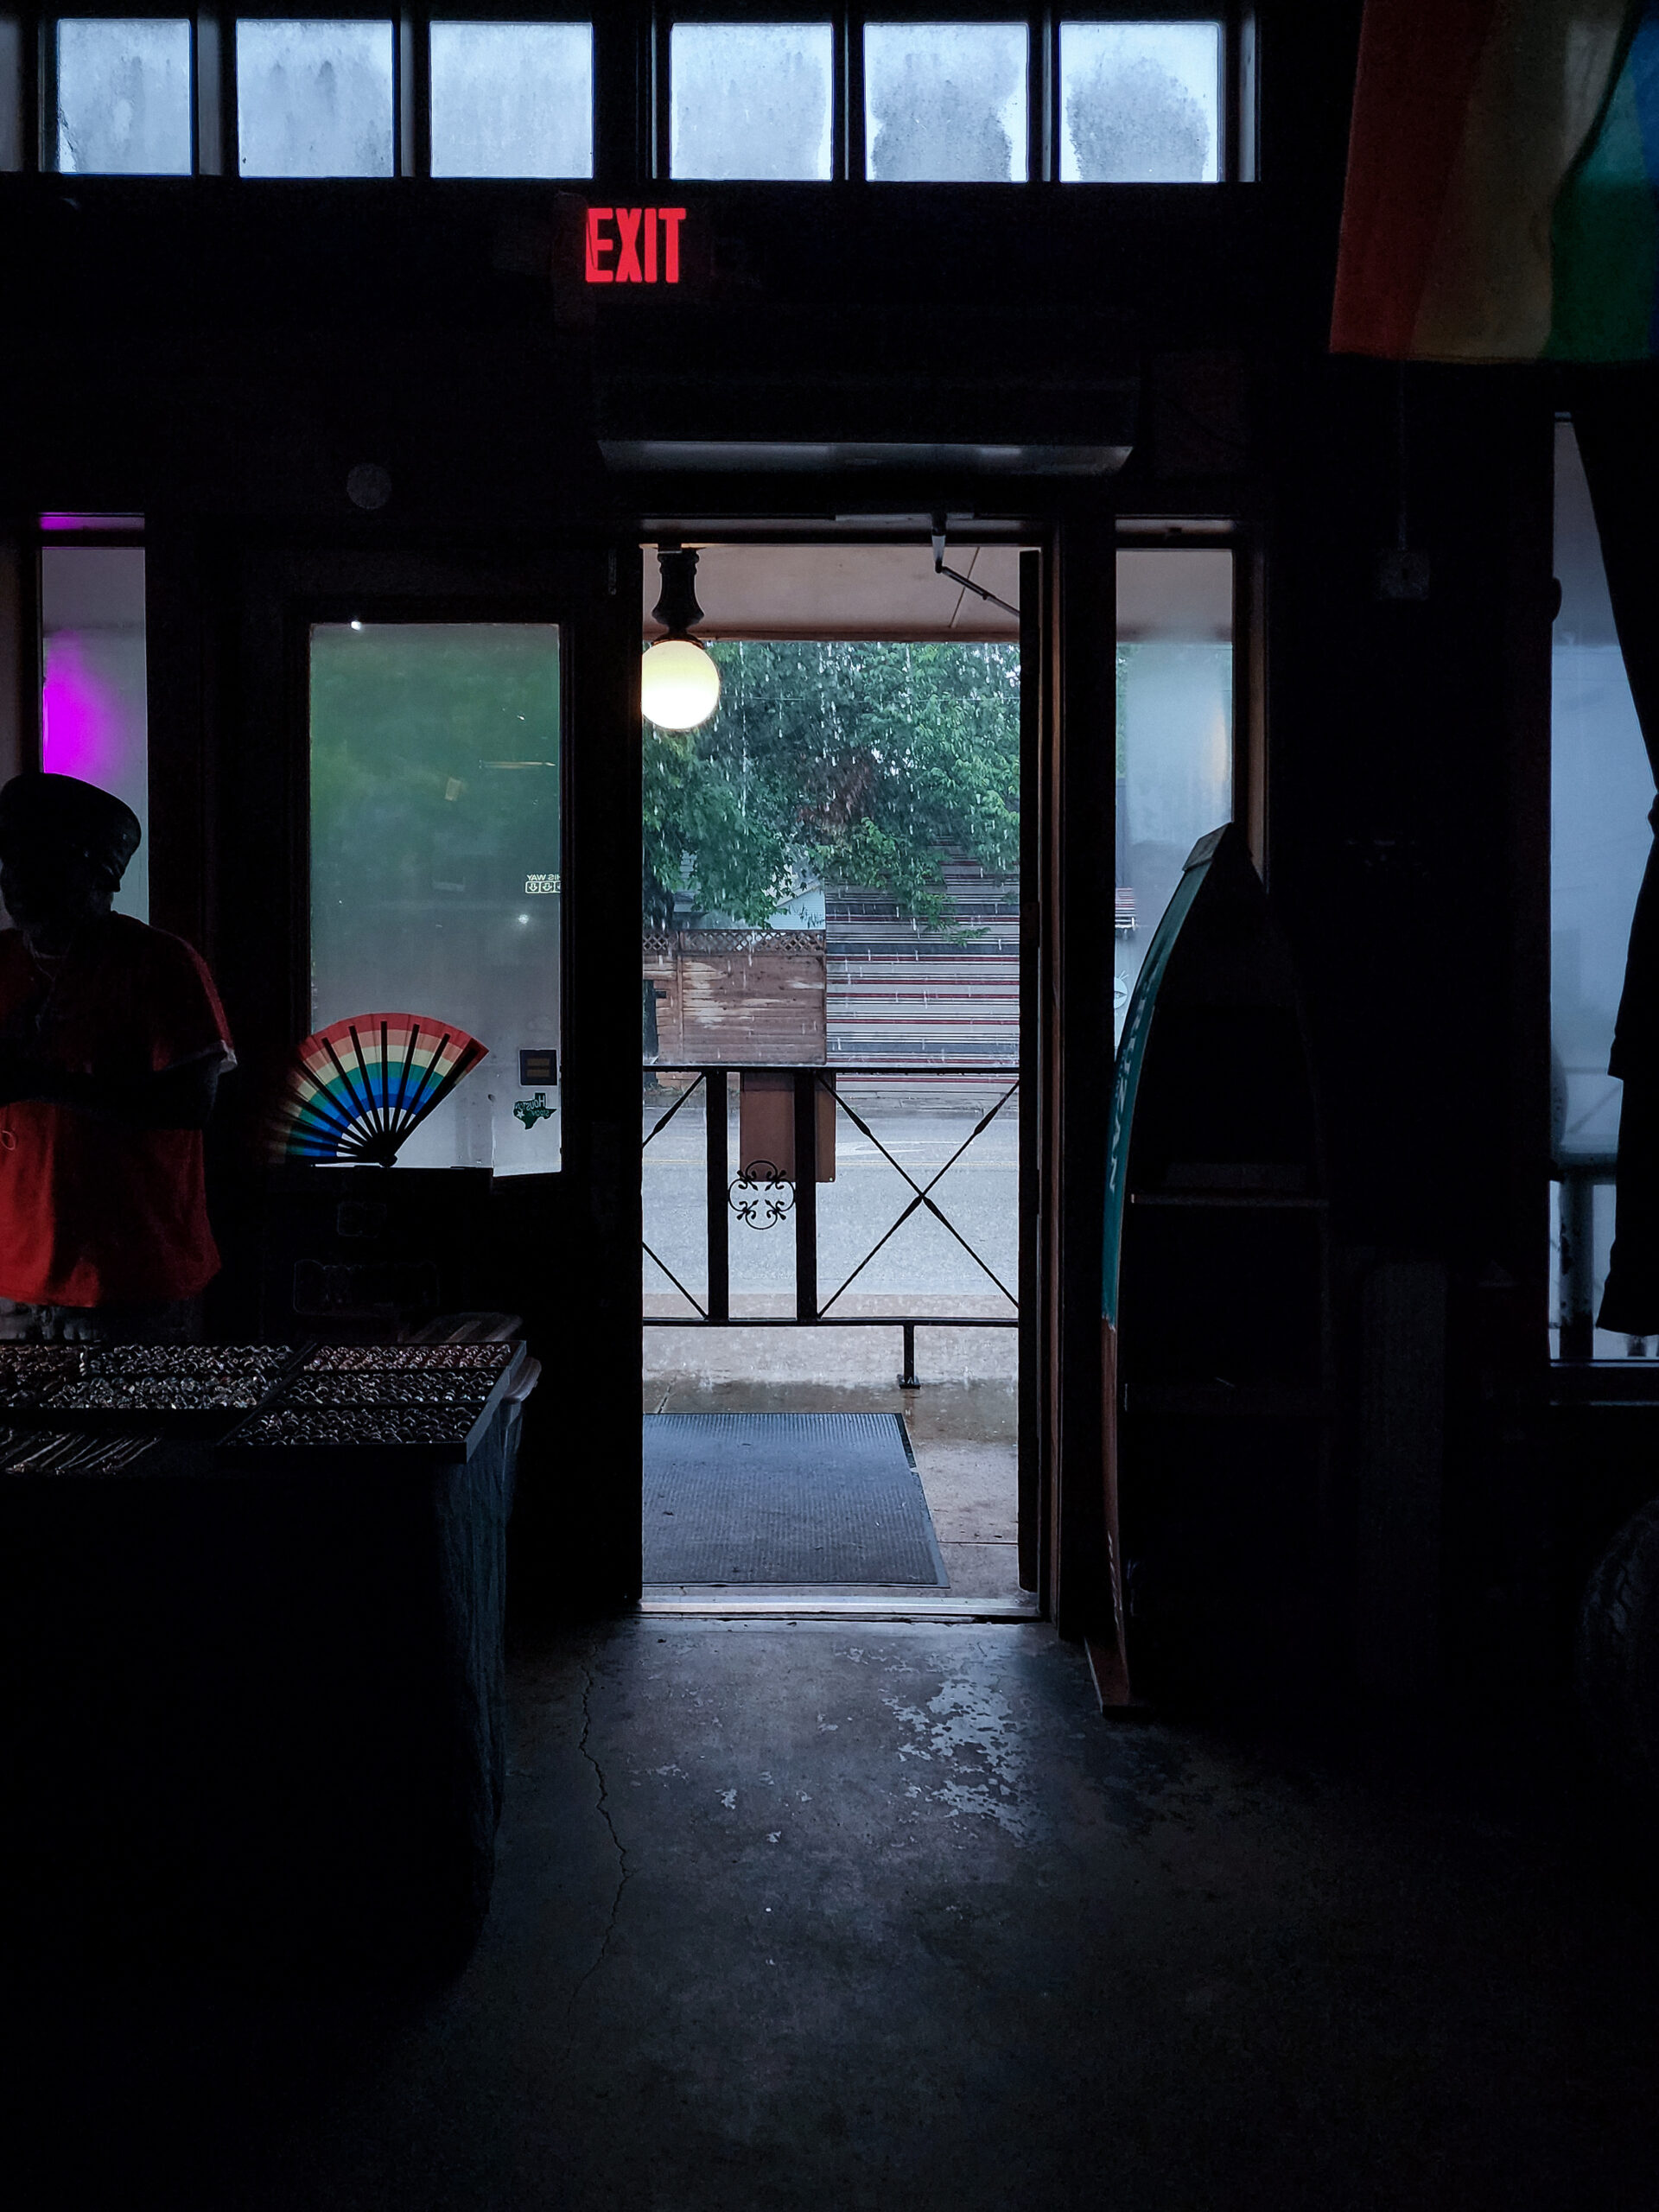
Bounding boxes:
0 915 234 1307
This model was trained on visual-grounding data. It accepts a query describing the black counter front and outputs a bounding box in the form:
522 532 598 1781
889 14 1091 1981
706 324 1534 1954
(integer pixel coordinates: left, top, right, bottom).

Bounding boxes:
0 1382 523 1980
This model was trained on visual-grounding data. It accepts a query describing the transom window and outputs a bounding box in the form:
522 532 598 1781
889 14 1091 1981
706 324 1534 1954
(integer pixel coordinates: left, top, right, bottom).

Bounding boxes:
236 19 396 179
1060 18 1221 184
429 20 593 179
2 10 1245 181
670 21 834 181
56 16 193 175
863 21 1029 183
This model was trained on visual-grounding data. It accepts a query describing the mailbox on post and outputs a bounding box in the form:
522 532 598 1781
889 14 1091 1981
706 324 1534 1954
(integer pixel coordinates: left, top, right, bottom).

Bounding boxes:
739 1069 836 1182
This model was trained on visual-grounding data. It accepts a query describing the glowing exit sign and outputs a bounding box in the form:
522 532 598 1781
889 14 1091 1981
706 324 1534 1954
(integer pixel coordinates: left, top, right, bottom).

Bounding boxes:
584 207 688 285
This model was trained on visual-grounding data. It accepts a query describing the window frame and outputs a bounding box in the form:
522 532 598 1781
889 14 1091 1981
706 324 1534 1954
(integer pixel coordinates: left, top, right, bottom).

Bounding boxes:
4 6 1253 181
654 5 1245 185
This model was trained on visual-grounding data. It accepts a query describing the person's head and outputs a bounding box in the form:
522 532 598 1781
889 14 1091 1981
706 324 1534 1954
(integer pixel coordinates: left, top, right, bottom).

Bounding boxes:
0 773 142 953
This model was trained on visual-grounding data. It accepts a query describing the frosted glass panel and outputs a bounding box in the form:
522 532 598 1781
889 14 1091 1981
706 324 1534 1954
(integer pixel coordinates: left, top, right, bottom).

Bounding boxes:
40 548 149 924
1552 423 1647 1167
0 17 20 170
429 21 593 178
1060 20 1221 183
1115 550 1232 1043
310 624 563 1175
236 19 393 178
1550 422 1653 1354
671 21 832 181
864 21 1027 182
57 19 193 175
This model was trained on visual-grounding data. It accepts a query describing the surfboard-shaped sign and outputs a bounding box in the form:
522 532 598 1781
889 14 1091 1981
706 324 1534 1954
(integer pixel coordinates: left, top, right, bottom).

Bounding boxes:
1097 823 1329 1709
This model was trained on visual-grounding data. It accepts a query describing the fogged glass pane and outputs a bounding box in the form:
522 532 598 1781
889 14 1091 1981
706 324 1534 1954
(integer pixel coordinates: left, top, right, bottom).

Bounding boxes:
864 21 1027 182
237 19 393 178
0 18 20 170
1061 20 1220 183
671 22 832 181
40 548 149 923
429 21 593 179
1551 422 1654 1355
311 625 563 1174
1552 422 1648 1168
1116 550 1232 1042
58 18 193 175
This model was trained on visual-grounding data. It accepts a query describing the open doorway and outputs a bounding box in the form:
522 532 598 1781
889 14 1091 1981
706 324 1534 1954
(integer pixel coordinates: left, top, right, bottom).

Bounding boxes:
639 538 1029 1609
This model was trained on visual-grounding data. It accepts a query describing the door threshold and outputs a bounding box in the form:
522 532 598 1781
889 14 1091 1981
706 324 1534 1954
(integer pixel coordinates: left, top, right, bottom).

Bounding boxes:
639 1590 1040 1621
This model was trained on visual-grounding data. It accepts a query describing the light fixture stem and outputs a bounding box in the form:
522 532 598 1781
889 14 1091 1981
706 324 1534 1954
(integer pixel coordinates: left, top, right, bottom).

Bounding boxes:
652 546 707 637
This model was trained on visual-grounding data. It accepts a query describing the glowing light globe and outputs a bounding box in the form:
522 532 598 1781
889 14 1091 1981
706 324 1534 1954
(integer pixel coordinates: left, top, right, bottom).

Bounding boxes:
641 637 721 731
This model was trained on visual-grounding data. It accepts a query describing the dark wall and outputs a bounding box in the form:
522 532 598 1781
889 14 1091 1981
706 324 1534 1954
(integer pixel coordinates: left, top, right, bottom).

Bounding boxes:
1242 5 1557 1693
0 1 1567 1672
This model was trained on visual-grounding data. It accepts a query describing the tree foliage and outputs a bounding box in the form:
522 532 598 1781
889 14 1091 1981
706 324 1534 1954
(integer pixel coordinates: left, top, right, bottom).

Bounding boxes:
643 639 1020 931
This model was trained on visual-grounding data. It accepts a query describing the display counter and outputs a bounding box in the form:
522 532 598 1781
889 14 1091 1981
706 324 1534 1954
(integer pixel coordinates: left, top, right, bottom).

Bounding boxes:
0 1339 533 1980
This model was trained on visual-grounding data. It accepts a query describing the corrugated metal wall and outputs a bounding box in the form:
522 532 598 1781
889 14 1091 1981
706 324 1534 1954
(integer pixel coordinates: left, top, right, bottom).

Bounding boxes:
825 863 1019 1065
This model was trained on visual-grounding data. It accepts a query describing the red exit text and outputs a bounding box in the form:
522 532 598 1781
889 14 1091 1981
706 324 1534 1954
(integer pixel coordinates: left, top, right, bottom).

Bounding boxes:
584 207 688 284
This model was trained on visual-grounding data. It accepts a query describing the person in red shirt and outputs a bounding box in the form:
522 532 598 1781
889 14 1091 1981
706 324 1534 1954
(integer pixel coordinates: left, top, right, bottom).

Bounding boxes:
0 772 233 1342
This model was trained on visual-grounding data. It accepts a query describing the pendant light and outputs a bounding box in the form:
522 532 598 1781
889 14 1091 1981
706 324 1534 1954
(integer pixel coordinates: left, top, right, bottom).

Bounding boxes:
641 545 721 731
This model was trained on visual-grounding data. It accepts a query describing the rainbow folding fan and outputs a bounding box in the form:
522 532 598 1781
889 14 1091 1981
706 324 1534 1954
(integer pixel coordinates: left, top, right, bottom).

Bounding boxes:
272 1014 489 1166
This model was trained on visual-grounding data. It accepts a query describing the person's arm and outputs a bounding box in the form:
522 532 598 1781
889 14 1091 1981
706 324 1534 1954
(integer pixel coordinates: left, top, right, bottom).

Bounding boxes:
0 1050 221 1129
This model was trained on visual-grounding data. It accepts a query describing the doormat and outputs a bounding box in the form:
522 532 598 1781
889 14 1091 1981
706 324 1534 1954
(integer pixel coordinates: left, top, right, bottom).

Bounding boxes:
642 1412 949 1586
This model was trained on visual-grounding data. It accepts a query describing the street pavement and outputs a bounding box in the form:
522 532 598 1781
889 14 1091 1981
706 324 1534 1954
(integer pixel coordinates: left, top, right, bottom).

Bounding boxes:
643 1086 1020 1315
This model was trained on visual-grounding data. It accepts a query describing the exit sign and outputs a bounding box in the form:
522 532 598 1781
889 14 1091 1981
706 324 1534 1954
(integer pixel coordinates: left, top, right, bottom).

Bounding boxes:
585 207 688 285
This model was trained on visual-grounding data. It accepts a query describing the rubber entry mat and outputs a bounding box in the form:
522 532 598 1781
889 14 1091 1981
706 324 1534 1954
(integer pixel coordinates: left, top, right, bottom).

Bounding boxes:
642 1413 949 1586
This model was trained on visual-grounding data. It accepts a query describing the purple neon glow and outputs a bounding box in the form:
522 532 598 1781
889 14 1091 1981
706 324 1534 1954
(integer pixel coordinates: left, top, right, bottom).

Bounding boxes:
41 636 131 787
38 513 143 533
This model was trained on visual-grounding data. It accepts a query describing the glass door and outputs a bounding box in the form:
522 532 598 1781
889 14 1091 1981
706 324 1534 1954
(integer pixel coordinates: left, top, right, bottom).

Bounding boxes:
216 543 642 1592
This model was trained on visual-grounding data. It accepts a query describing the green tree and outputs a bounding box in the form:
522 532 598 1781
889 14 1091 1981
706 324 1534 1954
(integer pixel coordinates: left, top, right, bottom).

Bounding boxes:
643 639 1020 931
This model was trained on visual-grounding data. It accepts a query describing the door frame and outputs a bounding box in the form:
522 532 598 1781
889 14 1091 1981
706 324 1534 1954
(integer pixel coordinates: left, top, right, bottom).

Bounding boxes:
205 509 1128 1631
626 507 1116 1630
208 537 644 1605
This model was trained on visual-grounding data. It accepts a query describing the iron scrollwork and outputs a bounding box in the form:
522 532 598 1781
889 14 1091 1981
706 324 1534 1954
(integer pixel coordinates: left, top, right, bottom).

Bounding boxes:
729 1160 795 1230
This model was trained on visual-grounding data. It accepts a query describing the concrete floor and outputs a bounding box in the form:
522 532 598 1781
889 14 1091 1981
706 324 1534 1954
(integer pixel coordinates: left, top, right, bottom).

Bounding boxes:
12 1618 1659 2210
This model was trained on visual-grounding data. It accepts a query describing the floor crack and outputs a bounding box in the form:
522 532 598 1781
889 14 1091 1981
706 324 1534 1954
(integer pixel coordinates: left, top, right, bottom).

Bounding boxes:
562 1648 631 2056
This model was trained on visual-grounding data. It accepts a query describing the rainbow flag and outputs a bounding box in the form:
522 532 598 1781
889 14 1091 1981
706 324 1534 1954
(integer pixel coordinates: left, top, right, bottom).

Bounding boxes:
1332 0 1659 360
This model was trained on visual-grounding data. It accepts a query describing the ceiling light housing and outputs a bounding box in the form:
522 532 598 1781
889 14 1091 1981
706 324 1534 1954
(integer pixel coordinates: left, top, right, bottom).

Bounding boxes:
642 545 721 732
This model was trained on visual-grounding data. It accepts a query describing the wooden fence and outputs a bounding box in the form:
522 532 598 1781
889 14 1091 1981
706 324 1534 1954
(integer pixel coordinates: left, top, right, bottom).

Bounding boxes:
644 930 828 1064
